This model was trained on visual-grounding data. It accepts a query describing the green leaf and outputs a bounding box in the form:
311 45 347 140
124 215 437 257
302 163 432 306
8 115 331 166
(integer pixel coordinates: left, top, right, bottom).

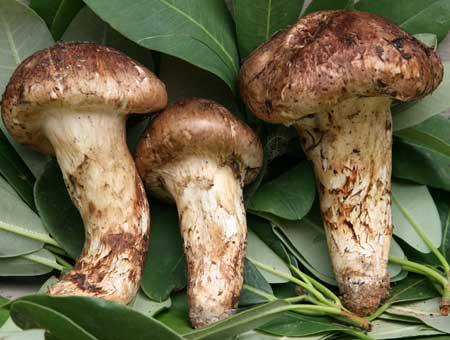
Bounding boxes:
0 130 36 210
0 296 9 327
232 0 303 59
156 291 192 335
13 295 184 340
433 190 450 262
0 0 52 178
393 62 450 131
0 249 57 276
83 0 239 90
393 116 450 191
62 6 154 71
414 33 438 48
354 0 450 41
303 0 352 16
388 298 450 333
258 313 350 337
0 330 46 340
0 176 54 257
236 331 324 340
392 180 442 253
240 259 274 306
141 202 187 301
387 275 439 305
184 300 289 340
30 0 83 39
130 290 171 318
368 319 444 339
11 301 96 340
34 159 84 259
248 162 316 221
246 228 291 284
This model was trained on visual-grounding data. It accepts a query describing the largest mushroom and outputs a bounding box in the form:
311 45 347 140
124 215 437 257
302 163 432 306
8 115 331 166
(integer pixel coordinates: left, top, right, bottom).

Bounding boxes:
2 42 167 304
240 10 443 315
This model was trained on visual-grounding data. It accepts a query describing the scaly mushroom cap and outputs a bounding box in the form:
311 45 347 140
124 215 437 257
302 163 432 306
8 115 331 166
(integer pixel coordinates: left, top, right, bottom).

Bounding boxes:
135 98 263 200
239 10 443 124
2 42 168 154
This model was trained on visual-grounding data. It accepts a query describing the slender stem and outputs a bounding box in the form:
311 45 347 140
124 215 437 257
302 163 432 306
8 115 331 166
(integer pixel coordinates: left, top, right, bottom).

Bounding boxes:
53 254 73 270
392 194 450 273
368 301 391 321
44 244 69 257
23 253 65 271
389 256 448 286
343 330 375 340
290 265 342 307
0 223 61 248
242 284 276 301
285 295 308 303
247 257 334 307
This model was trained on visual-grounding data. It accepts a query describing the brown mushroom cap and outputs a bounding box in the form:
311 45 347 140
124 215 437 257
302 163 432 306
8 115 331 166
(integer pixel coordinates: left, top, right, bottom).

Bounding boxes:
240 10 444 124
135 98 263 200
2 42 167 154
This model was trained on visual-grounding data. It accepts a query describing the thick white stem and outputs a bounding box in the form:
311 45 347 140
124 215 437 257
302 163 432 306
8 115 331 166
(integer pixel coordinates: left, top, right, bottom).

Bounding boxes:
295 97 393 315
44 111 149 304
161 157 246 328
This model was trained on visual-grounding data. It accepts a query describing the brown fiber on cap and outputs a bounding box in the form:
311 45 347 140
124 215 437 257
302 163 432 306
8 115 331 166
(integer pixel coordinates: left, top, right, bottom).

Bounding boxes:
2 42 167 154
136 98 263 199
240 10 443 124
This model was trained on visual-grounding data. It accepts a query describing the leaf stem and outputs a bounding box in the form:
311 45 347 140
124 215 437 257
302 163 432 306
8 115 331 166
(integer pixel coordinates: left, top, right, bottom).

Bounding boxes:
242 284 276 301
247 257 335 308
53 254 73 270
0 222 61 248
23 253 64 271
389 256 447 286
289 264 341 307
392 193 450 273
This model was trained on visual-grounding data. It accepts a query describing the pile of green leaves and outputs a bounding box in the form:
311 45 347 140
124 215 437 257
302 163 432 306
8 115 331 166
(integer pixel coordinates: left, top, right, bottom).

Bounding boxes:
0 0 450 339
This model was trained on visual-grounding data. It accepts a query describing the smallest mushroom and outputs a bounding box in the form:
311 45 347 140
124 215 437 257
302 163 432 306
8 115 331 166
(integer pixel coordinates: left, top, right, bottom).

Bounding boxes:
136 98 263 328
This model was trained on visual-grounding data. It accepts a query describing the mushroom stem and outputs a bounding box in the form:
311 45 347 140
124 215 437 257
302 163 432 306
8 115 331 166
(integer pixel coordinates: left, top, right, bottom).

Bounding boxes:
44 111 150 304
294 97 393 316
162 156 246 328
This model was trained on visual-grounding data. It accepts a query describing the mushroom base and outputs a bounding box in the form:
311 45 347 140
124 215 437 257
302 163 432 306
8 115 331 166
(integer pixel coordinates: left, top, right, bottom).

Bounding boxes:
295 97 393 315
161 156 247 328
43 111 150 304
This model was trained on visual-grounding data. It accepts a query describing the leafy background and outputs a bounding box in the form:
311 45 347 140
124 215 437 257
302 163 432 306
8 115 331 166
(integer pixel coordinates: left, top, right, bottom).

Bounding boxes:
1 0 450 339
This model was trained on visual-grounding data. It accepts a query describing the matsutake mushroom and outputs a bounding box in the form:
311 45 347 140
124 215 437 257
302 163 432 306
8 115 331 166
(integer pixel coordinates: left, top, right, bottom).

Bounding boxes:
239 10 443 315
135 98 263 328
1 42 167 304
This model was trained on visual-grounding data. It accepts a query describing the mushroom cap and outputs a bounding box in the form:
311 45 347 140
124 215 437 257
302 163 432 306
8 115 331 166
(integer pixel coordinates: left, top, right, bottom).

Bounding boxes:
2 42 167 154
239 10 444 124
135 98 263 199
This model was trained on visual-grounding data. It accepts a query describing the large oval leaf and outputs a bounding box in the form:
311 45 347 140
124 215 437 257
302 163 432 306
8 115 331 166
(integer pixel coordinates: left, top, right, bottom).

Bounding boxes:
393 62 450 131
393 116 450 191
83 0 239 90
239 259 274 307
248 161 316 221
0 130 35 211
30 0 83 39
0 249 56 276
0 0 52 177
0 329 46 340
232 0 303 59
141 202 187 301
0 177 51 258
303 0 352 15
354 0 450 41
246 229 290 284
34 159 84 259
62 6 154 71
12 295 184 340
392 181 442 253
